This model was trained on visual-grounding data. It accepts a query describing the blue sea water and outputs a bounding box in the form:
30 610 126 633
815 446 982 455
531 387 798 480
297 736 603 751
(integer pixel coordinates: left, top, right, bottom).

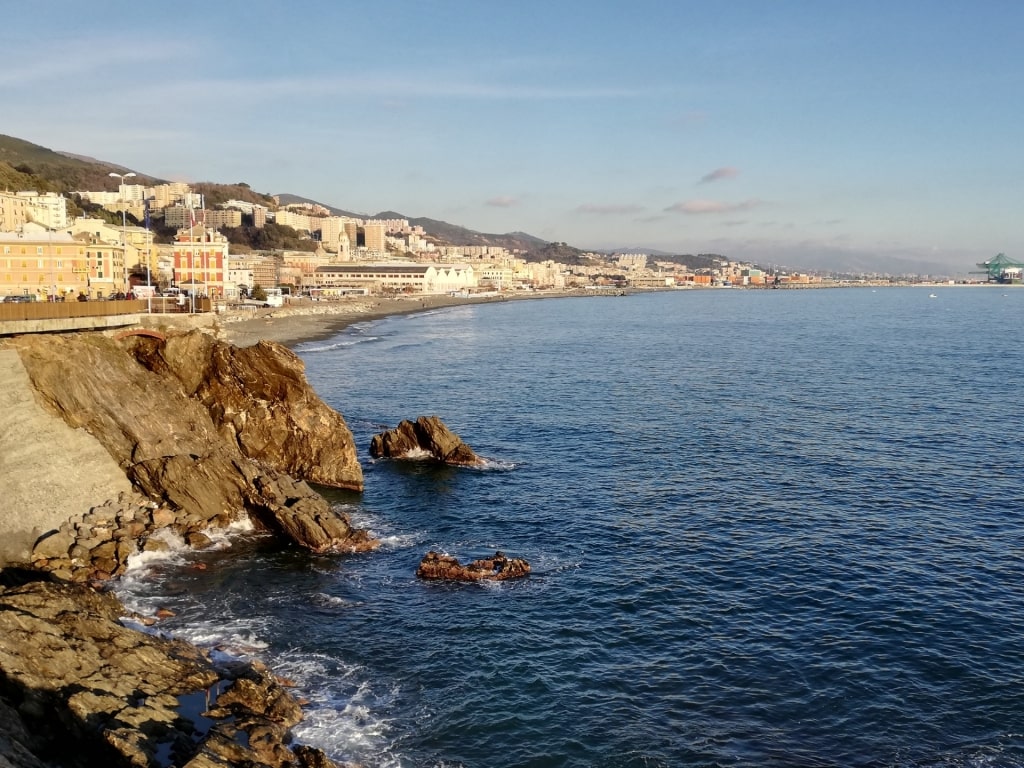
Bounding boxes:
118 287 1024 767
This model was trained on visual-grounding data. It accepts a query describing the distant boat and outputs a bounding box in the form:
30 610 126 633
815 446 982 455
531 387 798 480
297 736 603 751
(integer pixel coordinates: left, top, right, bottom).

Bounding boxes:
929 293 937 298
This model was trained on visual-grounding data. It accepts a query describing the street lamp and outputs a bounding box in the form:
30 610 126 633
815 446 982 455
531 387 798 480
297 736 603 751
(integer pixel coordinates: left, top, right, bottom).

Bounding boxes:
109 171 136 297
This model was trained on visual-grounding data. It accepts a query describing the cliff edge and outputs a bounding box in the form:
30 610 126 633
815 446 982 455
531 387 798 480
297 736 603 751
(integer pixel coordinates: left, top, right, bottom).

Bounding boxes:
1 330 372 570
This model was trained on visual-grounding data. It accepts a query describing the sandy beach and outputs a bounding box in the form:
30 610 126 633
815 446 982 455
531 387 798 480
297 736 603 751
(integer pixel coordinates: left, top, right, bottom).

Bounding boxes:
219 290 585 348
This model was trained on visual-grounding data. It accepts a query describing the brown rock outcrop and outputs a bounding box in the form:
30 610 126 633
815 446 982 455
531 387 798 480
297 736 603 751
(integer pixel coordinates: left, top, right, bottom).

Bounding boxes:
129 333 363 491
0 574 340 768
12 331 374 557
370 415 484 465
416 550 531 581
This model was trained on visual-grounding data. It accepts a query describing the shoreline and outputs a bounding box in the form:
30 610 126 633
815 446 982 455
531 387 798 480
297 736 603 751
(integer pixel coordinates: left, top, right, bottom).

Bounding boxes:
218 289 590 348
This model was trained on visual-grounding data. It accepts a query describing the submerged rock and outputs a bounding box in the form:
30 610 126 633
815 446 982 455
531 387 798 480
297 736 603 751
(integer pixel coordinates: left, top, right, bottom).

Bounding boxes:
416 550 531 581
370 415 484 466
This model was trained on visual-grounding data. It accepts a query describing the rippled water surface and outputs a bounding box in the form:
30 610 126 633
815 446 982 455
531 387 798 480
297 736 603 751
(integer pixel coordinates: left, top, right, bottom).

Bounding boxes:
119 287 1024 767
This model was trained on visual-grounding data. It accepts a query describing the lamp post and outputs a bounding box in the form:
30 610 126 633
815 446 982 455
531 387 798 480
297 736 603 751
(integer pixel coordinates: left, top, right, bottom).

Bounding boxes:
109 171 136 297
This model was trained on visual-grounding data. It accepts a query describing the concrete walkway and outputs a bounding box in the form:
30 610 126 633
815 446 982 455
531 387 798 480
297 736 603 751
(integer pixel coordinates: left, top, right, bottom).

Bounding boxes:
0 349 132 564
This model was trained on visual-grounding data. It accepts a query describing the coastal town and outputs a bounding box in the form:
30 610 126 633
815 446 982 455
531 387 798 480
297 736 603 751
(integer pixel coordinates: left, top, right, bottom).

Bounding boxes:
1 180 836 306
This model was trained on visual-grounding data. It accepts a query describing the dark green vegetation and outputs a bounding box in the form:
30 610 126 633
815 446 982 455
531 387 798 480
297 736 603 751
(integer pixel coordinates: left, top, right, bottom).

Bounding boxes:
221 222 318 253
0 134 156 193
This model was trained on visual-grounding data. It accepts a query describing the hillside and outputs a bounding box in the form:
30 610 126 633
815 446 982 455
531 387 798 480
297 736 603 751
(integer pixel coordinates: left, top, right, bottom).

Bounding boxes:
0 134 156 193
0 135 704 267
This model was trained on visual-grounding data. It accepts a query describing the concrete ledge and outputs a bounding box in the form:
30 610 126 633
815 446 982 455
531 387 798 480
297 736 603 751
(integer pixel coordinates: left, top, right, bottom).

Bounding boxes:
0 314 143 336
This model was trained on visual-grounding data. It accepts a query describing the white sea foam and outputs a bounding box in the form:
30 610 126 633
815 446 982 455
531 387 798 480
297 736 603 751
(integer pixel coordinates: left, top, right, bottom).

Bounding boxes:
339 505 423 551
297 335 379 354
468 457 517 472
272 651 406 767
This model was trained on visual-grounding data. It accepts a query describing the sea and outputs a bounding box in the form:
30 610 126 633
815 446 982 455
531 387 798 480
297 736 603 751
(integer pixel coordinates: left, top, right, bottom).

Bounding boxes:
116 286 1024 768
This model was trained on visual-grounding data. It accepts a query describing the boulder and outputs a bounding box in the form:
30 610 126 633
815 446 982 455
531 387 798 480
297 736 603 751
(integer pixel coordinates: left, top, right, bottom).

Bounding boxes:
416 550 531 581
370 415 484 465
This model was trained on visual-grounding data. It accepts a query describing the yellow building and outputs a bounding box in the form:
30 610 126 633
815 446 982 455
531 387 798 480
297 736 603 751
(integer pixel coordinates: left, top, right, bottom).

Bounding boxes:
0 229 129 300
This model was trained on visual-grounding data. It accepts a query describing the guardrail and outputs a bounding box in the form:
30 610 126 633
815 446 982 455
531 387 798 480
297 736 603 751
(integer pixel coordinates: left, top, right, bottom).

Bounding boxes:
0 297 216 321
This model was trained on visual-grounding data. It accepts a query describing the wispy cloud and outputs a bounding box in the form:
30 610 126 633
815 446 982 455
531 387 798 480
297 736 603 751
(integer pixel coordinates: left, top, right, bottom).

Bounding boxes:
665 199 762 215
0 40 197 87
487 196 519 208
575 203 645 215
699 167 739 184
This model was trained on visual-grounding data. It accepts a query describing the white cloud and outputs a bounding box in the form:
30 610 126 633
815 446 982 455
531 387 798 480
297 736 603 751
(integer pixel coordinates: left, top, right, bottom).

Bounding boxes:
665 199 762 214
575 203 645 215
486 196 519 208
699 167 739 184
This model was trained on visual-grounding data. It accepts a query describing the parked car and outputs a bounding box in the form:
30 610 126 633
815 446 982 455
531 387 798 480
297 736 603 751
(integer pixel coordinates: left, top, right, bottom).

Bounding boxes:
2 295 36 303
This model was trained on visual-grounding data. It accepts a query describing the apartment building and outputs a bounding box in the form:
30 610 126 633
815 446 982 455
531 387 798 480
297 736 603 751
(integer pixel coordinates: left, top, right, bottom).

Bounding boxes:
0 192 30 231
204 209 242 230
362 223 386 253
230 254 279 289
0 227 128 299
274 209 312 232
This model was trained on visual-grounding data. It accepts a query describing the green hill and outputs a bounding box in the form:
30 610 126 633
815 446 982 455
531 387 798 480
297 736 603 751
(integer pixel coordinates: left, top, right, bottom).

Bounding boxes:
0 134 156 193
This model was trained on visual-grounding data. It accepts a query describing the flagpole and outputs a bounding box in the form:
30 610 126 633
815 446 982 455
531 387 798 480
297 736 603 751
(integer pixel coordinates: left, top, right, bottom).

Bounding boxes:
202 194 209 302
189 201 196 313
144 200 152 314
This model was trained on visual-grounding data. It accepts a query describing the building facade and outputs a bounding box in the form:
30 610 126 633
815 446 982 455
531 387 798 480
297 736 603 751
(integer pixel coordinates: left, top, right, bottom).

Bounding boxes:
171 228 229 296
0 229 129 299
314 263 476 295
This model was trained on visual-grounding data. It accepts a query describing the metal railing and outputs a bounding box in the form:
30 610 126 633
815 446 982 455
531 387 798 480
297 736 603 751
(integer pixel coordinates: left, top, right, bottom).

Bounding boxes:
0 297 216 321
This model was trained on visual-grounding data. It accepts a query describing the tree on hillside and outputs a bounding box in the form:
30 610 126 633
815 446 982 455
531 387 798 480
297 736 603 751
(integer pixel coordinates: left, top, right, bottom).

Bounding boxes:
221 222 317 252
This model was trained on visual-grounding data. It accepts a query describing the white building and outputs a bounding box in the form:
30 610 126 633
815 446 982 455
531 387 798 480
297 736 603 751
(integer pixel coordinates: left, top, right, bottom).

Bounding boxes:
13 191 69 228
314 263 476 295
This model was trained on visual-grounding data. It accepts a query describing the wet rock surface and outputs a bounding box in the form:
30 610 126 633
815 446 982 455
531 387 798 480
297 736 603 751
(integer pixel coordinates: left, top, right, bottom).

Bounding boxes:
370 415 484 465
0 574 341 768
416 550 531 581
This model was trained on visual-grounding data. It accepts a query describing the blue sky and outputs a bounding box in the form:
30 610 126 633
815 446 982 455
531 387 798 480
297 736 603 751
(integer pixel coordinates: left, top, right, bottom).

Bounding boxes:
4 1 1022 274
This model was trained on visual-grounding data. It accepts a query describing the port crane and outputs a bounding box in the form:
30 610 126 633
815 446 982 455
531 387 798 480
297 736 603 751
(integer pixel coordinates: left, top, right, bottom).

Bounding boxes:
973 253 1024 283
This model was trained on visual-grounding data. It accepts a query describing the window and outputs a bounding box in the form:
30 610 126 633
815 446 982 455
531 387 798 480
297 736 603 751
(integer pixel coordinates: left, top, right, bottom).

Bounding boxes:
36 247 43 255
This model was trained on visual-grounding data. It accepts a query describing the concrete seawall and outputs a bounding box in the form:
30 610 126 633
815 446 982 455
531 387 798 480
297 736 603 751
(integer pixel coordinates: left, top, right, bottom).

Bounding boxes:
0 348 132 564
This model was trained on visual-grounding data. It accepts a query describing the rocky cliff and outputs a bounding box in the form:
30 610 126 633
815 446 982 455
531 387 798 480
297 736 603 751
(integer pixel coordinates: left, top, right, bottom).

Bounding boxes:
7 330 373 567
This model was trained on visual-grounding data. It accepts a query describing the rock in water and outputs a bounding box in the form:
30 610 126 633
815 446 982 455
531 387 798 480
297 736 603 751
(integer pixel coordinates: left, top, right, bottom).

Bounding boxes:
370 415 484 465
416 550 531 581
